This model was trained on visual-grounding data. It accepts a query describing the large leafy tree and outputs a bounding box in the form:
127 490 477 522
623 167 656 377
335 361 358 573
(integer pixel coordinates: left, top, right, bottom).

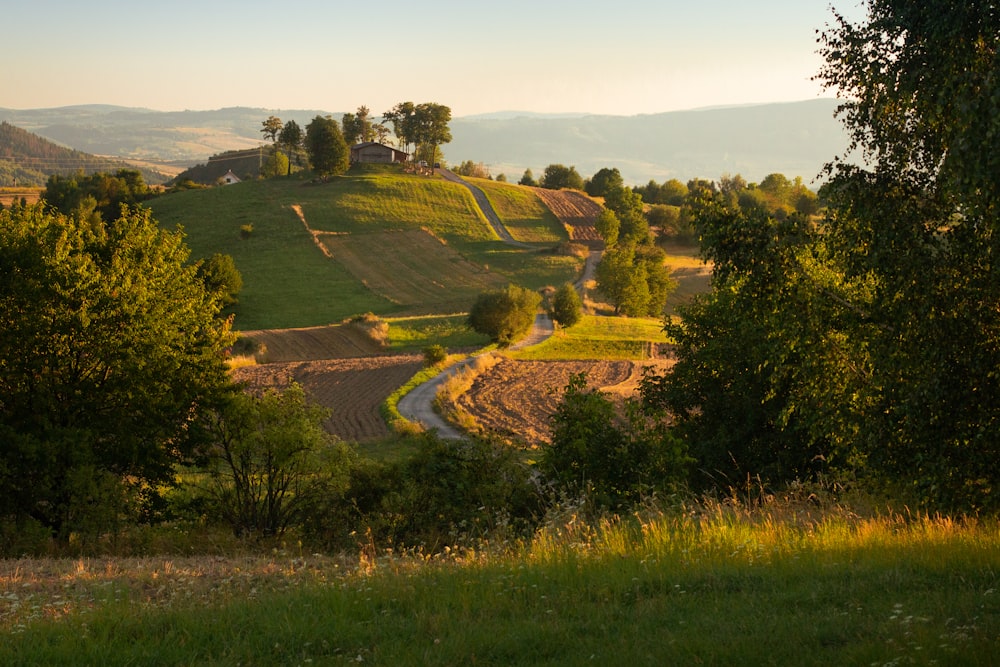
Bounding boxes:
467 284 541 347
814 0 1000 510
382 101 416 153
0 205 235 537
411 102 452 166
305 115 349 176
341 105 376 146
641 1 1000 510
539 164 584 191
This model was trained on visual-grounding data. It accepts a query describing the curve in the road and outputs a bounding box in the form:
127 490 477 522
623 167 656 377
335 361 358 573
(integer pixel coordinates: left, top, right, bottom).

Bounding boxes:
396 312 553 439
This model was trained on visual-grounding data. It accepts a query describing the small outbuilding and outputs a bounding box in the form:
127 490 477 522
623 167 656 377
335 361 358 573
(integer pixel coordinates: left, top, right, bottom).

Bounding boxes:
351 142 409 164
220 170 242 185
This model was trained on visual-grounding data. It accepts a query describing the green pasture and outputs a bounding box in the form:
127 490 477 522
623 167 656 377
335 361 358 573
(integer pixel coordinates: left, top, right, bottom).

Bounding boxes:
512 314 669 360
469 177 569 244
148 167 582 330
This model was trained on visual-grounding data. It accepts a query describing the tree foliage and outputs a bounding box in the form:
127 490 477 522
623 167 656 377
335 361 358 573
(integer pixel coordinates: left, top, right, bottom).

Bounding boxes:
305 115 349 176
467 284 541 347
196 253 243 309
43 168 151 222
813 0 1000 510
200 383 351 538
539 164 584 191
543 374 690 509
0 205 235 537
595 243 675 317
551 282 583 328
639 1 1000 512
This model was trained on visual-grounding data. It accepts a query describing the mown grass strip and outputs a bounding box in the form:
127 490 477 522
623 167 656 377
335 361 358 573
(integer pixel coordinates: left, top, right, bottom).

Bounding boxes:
511 314 668 360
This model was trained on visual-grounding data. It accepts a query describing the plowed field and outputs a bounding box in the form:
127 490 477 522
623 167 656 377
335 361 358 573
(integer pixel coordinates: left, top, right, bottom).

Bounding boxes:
240 323 386 363
455 357 675 444
532 187 603 243
232 354 423 442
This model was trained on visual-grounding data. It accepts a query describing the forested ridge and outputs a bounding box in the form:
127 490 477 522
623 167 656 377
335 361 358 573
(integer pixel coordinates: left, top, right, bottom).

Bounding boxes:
0 121 166 186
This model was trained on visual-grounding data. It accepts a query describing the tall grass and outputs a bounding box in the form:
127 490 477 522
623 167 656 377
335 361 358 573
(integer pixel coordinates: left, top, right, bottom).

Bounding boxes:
3 504 997 665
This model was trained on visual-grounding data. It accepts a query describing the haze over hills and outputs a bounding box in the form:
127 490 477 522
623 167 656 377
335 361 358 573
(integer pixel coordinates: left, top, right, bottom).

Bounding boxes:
0 99 850 186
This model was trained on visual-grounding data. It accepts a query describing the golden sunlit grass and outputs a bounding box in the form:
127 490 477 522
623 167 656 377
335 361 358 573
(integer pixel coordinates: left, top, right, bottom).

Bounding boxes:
3 499 997 664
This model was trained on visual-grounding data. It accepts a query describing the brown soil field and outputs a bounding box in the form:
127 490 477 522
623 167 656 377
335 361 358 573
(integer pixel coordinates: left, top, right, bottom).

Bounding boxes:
239 322 387 363
532 187 603 242
454 357 675 445
232 354 423 442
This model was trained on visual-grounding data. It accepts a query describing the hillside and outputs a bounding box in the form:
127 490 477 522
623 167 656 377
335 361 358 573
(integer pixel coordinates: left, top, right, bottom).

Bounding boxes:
448 99 852 185
1 100 850 185
0 121 170 186
148 165 581 330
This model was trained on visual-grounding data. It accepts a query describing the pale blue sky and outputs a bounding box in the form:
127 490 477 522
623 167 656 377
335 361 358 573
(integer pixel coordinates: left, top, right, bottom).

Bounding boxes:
3 0 867 117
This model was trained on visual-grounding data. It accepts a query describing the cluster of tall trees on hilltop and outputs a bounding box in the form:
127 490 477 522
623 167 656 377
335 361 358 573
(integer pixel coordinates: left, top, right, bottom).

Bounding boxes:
639 0 1000 513
260 102 452 178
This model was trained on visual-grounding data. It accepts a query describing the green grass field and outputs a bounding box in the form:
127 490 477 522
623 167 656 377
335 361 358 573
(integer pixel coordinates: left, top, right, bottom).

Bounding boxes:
512 315 669 360
149 167 581 330
3 508 996 665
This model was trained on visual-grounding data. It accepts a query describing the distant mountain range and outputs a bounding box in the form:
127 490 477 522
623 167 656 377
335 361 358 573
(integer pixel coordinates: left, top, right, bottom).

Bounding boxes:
0 100 852 186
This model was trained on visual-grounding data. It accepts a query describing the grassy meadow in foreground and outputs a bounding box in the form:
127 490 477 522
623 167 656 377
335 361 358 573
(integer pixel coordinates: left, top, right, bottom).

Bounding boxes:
1 507 997 665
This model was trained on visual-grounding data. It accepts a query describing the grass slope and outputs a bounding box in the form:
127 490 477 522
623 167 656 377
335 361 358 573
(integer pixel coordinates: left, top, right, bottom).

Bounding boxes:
149 166 580 330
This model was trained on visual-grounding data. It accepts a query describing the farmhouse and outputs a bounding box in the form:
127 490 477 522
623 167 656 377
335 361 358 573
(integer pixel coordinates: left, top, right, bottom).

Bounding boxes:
351 142 408 164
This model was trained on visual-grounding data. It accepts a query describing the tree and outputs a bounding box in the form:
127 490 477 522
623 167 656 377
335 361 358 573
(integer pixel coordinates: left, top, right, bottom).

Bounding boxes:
813 0 1000 510
594 209 620 247
305 115 349 176
261 115 283 144
196 253 243 309
0 204 235 538
411 102 452 167
200 383 351 538
44 168 151 222
519 168 537 186
595 242 675 317
467 284 541 347
540 164 584 190
341 106 375 146
640 203 852 490
382 101 416 152
278 120 304 176
604 186 649 245
551 282 582 328
585 167 624 198
542 373 689 509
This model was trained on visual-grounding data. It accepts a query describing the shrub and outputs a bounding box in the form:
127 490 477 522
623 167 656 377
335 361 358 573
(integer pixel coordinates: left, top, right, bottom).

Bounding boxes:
541 373 691 509
423 344 447 367
551 283 582 328
467 284 541 347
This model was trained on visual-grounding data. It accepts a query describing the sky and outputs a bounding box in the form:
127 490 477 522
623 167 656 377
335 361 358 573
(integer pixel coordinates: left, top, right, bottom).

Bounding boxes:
3 0 867 118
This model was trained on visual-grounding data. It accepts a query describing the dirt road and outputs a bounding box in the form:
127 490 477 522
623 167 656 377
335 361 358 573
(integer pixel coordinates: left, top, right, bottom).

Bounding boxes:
396 313 553 438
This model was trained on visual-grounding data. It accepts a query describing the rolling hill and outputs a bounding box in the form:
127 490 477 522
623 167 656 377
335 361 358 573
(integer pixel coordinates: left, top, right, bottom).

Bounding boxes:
1 100 851 186
0 121 171 186
147 164 582 331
